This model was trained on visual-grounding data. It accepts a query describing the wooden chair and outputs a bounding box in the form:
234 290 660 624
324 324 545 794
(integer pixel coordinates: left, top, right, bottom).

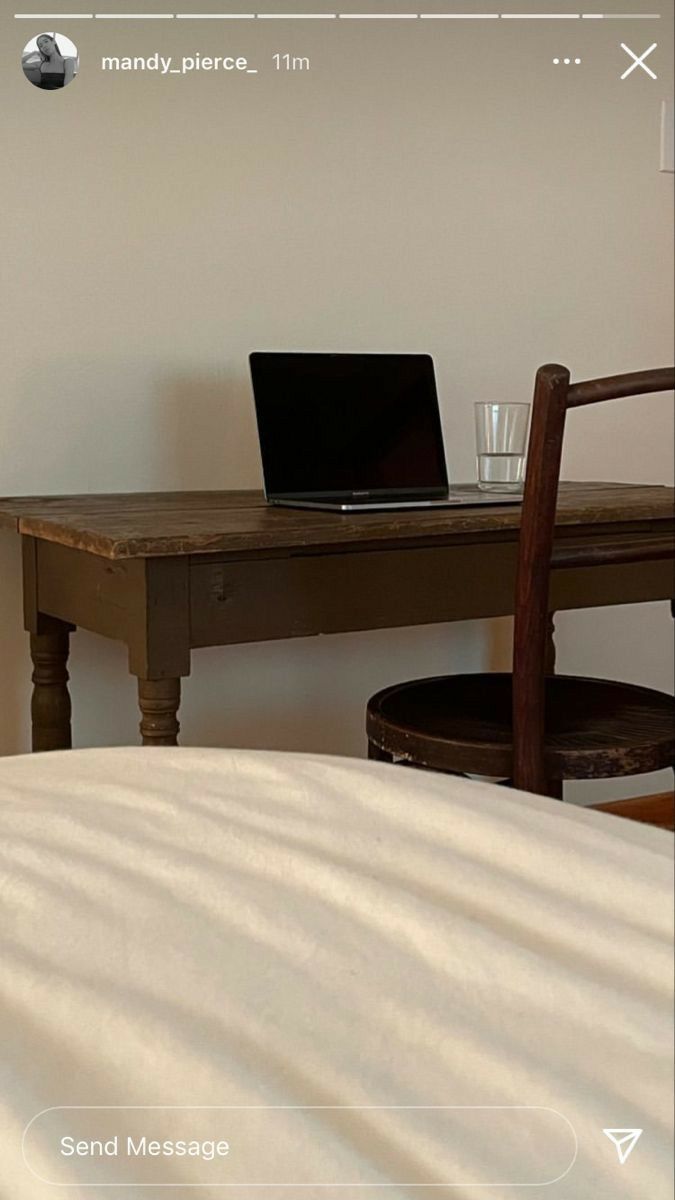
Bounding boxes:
366 364 675 800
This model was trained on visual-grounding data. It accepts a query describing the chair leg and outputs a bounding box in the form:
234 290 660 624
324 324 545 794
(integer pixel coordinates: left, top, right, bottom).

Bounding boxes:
544 615 563 799
368 741 394 763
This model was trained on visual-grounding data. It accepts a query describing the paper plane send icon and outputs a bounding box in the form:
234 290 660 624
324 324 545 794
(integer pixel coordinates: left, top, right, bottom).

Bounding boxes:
603 1129 643 1164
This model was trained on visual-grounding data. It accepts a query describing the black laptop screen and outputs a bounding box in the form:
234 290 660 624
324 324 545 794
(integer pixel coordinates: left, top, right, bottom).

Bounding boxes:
250 353 449 498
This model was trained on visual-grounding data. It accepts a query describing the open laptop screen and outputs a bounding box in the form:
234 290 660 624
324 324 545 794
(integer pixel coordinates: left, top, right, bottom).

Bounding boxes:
250 353 449 499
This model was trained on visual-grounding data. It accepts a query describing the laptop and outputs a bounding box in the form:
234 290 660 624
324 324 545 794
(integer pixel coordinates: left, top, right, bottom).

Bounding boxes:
250 352 523 512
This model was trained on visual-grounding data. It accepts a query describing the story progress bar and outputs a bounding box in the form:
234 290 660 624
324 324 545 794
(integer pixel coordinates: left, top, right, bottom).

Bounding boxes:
11 11 665 19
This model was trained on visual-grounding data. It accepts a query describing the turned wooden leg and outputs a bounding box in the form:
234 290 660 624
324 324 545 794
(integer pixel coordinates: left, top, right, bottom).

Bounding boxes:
138 678 181 746
30 627 72 752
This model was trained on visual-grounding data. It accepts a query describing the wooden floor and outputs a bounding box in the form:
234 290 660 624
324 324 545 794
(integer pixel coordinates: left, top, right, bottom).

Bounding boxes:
593 791 674 831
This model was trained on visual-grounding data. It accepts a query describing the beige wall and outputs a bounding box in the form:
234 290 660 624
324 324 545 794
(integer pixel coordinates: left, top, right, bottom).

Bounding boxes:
1 2 673 801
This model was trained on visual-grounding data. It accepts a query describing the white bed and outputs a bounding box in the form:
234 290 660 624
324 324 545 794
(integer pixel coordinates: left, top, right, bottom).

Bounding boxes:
0 747 672 1199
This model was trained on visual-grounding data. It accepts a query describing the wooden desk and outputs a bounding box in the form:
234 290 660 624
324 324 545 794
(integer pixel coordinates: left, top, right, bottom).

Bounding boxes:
1 483 673 751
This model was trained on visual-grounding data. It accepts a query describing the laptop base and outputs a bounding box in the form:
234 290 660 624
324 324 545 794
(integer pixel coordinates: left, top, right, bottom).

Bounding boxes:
269 486 522 513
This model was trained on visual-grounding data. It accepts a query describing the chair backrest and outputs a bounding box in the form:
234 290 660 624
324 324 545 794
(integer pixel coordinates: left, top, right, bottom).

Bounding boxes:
512 364 675 796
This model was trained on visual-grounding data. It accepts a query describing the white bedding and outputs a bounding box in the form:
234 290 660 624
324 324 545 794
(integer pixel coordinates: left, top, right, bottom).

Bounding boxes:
0 747 672 1199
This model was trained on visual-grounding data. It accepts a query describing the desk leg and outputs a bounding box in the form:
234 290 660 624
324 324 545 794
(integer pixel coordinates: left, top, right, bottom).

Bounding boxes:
137 678 181 746
128 558 189 748
30 625 72 752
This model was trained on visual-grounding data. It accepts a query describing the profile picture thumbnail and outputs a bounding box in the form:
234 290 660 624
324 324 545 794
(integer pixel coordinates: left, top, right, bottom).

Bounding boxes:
22 32 79 90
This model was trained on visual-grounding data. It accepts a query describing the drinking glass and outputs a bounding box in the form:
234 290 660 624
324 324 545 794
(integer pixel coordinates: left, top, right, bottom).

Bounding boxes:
474 402 530 493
